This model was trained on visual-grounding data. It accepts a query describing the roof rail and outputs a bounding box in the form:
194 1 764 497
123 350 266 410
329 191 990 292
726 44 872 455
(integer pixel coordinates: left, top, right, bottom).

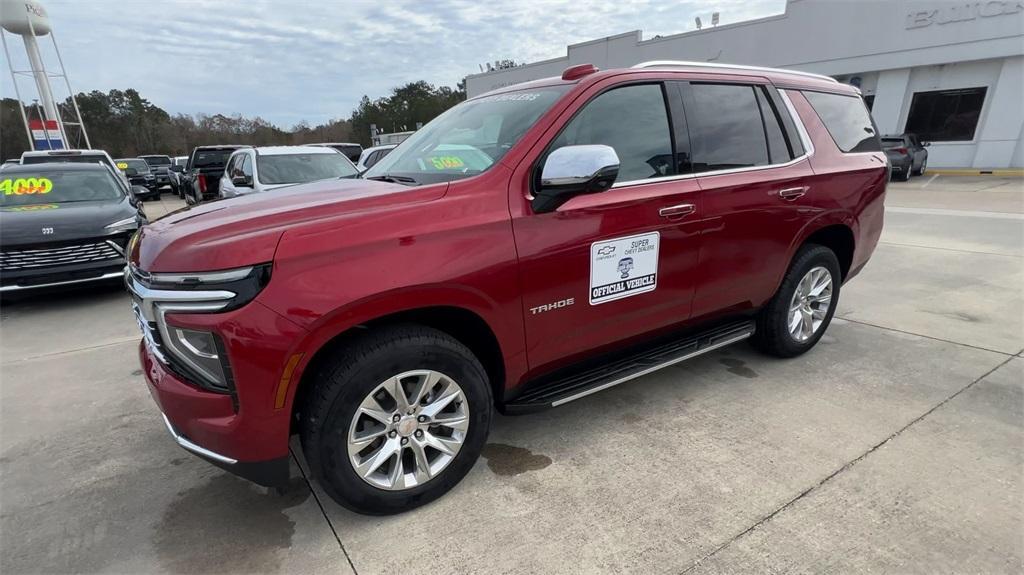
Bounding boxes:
631 60 838 83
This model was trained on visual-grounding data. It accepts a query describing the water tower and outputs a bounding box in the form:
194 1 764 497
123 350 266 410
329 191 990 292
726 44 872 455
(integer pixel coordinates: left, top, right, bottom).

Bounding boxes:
1 0 90 150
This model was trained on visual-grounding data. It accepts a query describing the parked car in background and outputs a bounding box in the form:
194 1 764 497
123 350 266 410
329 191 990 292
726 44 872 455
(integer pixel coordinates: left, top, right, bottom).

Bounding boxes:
181 145 248 204
20 149 128 187
219 146 359 198
881 133 928 181
355 144 397 172
169 156 189 197
128 61 886 514
1 163 146 293
114 158 159 199
309 142 362 162
139 155 173 189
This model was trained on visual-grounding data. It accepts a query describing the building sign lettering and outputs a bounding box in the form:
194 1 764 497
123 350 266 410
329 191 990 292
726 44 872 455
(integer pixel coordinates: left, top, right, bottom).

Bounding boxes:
906 1 1024 29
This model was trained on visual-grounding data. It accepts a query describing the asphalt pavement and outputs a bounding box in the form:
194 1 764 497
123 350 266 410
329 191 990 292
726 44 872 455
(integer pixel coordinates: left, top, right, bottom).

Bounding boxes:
1 176 1021 574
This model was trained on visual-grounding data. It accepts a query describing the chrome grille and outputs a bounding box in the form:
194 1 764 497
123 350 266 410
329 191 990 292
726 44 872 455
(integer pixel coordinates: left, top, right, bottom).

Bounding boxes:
1 241 123 271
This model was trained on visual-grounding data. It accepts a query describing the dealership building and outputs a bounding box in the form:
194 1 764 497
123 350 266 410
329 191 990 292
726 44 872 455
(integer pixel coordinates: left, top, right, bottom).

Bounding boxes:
465 0 1024 169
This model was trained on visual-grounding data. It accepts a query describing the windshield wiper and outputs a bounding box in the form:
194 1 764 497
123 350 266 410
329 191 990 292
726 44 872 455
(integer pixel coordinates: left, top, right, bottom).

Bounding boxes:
365 174 417 185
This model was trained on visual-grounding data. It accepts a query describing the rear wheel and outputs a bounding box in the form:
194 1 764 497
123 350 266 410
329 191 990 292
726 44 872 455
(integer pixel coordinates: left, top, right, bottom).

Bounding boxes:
301 325 492 515
915 158 927 176
753 244 841 358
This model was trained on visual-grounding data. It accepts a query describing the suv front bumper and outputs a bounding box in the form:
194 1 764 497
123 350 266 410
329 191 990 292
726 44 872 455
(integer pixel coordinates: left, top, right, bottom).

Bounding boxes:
140 340 290 486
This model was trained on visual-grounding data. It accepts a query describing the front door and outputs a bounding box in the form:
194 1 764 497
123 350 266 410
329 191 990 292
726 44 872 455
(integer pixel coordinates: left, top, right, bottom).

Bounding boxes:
511 81 703 374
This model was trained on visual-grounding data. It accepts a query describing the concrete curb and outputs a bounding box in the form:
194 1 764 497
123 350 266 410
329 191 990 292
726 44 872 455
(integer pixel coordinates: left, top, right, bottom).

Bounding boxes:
927 168 1023 177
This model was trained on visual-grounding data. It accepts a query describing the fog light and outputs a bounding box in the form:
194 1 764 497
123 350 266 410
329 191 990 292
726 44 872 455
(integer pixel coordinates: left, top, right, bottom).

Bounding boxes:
169 327 230 390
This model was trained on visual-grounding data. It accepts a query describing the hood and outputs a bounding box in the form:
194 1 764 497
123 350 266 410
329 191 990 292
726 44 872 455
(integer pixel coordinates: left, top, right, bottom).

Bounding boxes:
0 199 137 248
134 177 447 272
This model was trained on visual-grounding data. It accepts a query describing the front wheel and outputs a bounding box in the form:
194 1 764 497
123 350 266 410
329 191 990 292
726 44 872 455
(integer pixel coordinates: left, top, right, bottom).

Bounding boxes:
301 325 492 515
753 244 841 358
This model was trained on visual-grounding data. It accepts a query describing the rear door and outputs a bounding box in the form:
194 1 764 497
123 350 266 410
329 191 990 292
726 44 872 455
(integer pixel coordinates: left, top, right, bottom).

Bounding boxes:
512 81 703 371
682 81 815 318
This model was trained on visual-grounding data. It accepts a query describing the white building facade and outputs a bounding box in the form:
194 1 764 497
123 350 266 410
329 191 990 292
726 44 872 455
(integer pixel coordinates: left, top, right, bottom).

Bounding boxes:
465 0 1024 169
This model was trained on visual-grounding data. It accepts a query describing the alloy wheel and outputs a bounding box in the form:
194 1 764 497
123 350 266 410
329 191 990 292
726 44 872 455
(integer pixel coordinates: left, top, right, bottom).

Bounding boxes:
347 370 469 491
787 266 833 342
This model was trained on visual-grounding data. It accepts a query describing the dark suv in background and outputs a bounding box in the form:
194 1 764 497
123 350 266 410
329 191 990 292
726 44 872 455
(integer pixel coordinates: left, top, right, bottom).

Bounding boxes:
139 155 173 189
181 145 248 204
881 133 928 180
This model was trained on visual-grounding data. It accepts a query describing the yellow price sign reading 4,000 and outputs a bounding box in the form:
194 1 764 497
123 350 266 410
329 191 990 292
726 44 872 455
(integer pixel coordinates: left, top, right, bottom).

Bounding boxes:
0 177 54 196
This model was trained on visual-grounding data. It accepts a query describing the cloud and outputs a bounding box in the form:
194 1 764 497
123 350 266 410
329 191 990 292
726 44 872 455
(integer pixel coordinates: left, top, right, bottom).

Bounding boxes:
6 0 783 128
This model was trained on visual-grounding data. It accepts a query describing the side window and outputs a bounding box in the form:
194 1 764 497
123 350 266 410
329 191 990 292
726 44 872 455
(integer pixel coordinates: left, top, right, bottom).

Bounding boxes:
550 83 675 182
688 83 769 172
225 155 240 178
755 87 792 164
802 90 881 153
365 150 382 168
240 154 253 178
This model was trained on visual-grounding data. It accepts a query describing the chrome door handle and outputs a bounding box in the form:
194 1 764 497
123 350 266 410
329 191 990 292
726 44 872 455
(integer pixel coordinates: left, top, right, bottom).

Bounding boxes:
659 203 695 218
778 186 808 201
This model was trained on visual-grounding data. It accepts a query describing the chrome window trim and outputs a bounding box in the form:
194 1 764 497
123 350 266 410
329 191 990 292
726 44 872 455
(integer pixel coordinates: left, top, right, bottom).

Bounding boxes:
610 87 815 190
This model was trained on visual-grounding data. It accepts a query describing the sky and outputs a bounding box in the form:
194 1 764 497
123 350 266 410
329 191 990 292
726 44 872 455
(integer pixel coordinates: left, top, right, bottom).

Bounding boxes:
4 0 785 128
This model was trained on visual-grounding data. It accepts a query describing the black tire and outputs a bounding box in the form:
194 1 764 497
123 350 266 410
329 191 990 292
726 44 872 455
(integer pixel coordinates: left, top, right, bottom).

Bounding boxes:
898 167 911 181
753 244 841 358
301 324 492 515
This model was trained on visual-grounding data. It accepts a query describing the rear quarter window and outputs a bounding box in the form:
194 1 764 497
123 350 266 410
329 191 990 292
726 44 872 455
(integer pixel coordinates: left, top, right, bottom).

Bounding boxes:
803 90 881 153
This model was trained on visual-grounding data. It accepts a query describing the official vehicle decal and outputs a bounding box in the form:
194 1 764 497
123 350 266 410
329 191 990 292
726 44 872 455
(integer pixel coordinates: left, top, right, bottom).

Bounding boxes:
0 177 53 195
590 232 659 305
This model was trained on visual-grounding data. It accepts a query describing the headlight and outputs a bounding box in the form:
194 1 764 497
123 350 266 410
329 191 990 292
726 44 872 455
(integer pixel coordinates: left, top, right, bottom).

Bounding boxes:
128 263 272 393
164 325 233 391
105 217 138 233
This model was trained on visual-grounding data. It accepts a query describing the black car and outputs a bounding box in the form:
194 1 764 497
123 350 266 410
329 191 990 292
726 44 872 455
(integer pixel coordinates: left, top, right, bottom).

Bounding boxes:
115 158 160 199
182 145 248 204
0 163 147 294
139 154 173 189
881 133 929 181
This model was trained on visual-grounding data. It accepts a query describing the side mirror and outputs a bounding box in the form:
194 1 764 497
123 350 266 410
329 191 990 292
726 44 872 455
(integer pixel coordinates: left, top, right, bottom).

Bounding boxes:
170 164 184 172
532 144 619 213
231 175 253 188
130 185 148 202
125 167 138 177
922 142 930 148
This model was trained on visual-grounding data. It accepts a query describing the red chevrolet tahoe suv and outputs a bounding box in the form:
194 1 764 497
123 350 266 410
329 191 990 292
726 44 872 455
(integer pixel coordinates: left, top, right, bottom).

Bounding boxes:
128 61 886 514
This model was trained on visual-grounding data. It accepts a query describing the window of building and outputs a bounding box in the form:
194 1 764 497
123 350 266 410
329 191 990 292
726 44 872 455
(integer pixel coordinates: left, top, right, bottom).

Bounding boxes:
803 90 881 153
550 83 675 182
905 87 987 142
688 83 770 172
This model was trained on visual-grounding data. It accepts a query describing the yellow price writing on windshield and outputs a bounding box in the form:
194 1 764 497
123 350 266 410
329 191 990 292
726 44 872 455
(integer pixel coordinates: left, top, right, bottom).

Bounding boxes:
0 177 54 195
116 162 129 169
430 156 465 169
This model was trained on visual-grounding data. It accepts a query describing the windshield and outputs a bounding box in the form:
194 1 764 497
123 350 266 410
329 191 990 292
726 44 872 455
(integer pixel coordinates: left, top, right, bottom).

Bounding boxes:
257 152 359 185
364 85 570 185
116 159 151 173
1 169 124 206
142 156 171 166
193 149 235 168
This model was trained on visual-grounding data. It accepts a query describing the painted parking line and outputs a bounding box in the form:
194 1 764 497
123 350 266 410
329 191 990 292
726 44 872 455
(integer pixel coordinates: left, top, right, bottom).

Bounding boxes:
885 206 1024 220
